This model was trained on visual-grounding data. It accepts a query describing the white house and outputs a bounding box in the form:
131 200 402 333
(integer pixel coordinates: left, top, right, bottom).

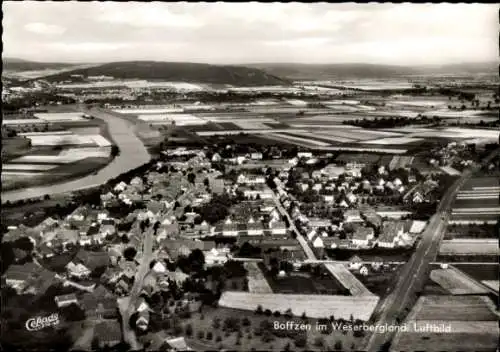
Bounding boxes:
323 195 335 203
269 221 287 235
152 261 167 274
250 152 263 160
297 152 313 159
222 218 238 237
204 248 229 266
55 294 78 308
344 210 363 223
348 255 363 270
247 217 264 235
114 181 127 193
378 221 405 248
66 262 91 279
359 266 369 276
351 227 375 247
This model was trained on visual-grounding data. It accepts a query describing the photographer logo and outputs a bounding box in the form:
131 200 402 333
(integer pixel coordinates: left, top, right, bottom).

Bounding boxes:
25 313 60 331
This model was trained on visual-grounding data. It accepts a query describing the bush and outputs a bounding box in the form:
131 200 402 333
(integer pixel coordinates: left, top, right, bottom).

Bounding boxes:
334 340 343 350
206 332 213 340
242 317 251 327
294 335 307 348
185 324 193 336
264 309 272 316
197 330 204 339
273 310 281 317
314 337 325 347
215 336 222 342
255 305 263 315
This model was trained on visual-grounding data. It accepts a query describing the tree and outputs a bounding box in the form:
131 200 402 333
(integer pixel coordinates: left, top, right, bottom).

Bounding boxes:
61 303 85 321
255 305 263 315
185 324 193 336
314 336 325 347
187 172 196 185
334 340 343 351
123 247 137 261
294 335 307 348
111 145 120 157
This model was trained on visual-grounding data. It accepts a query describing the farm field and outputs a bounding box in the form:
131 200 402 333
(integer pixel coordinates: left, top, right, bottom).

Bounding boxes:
218 291 380 321
452 264 499 282
481 280 499 293
33 112 87 122
439 166 461 176
452 197 499 207
388 155 414 170
391 326 499 352
257 264 348 295
429 268 490 295
364 136 424 145
407 295 498 321
439 239 499 256
138 113 207 126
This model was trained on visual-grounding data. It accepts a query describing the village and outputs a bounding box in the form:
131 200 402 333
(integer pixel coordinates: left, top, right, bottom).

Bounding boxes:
2 142 461 351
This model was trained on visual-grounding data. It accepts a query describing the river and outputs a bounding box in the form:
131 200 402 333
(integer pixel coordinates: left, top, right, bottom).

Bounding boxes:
2 107 151 203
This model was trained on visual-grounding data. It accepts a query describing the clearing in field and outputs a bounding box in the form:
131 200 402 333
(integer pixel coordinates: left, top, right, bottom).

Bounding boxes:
439 239 499 256
218 291 379 321
429 268 490 295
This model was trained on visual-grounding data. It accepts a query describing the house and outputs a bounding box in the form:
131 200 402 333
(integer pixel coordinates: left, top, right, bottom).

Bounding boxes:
359 265 369 276
163 337 193 351
94 320 122 348
237 174 266 185
161 239 215 261
204 247 229 266
152 261 167 274
348 255 363 270
344 209 363 223
114 181 127 192
269 221 287 235
54 293 78 308
309 218 332 228
136 310 150 331
222 218 238 237
378 221 405 248
323 195 335 203
297 152 313 158
250 152 263 160
412 191 424 204
351 226 375 247
371 257 384 271
66 262 91 279
74 250 111 271
247 217 264 235
54 229 79 249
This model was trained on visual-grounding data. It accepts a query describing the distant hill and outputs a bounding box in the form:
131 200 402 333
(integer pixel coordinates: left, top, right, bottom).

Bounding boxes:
3 58 81 72
245 62 498 80
36 61 291 86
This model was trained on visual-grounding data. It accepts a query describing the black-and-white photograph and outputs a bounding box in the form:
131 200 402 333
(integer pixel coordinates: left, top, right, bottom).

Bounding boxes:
1 2 499 352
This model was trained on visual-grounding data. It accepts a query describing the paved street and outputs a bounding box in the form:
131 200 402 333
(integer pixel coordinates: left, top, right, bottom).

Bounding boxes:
272 193 317 260
365 148 500 352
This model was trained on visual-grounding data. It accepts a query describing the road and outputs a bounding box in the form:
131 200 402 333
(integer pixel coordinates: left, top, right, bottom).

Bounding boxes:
120 189 195 350
271 193 317 260
365 148 500 352
2 107 151 203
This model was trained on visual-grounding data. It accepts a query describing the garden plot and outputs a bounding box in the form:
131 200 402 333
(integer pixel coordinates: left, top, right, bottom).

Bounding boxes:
138 113 206 126
33 112 86 122
244 262 273 294
363 136 424 145
421 109 485 118
389 156 414 170
2 164 59 171
218 291 379 321
439 239 499 255
20 131 73 136
25 133 110 147
388 100 447 108
196 129 308 136
308 132 356 143
324 105 360 112
429 268 489 295
230 118 279 130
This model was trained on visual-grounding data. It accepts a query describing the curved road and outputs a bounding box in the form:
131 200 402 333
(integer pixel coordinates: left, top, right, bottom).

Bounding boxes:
365 147 500 352
2 107 151 203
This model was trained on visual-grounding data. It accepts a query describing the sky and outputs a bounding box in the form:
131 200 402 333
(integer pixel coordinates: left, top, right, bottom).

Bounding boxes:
2 2 498 65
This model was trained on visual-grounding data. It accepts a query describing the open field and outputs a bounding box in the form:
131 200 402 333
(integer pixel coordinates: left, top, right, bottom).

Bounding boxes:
2 163 59 171
429 268 490 295
9 147 111 164
388 155 414 169
23 133 111 147
439 239 499 256
452 264 499 282
138 113 207 126
218 291 379 320
391 325 499 352
324 264 373 296
407 295 498 321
